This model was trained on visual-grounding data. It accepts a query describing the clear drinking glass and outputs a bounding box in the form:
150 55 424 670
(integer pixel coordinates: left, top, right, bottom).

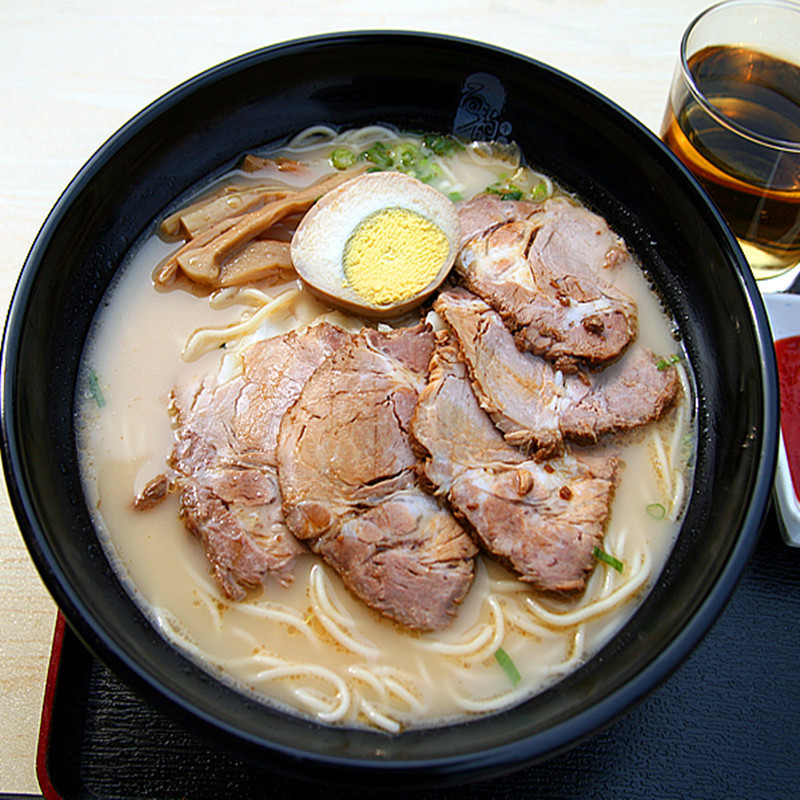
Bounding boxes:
661 0 800 280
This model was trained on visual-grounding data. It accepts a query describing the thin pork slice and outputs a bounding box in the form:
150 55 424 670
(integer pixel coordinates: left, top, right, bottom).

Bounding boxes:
166 322 349 600
434 287 564 459
411 332 617 594
456 192 544 246
277 325 431 540
234 321 351 466
434 288 680 456
455 194 638 372
559 347 681 445
277 323 477 630
317 489 478 631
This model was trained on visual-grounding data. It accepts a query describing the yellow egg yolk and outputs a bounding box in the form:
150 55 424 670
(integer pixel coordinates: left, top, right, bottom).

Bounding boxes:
343 207 449 306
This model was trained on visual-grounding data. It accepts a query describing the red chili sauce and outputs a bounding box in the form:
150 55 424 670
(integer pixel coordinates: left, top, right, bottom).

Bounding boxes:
776 335 800 498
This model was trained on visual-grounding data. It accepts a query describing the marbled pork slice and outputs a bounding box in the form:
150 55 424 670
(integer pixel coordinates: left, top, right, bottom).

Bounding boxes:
434 287 565 460
317 488 478 631
164 322 349 600
559 347 681 445
411 332 617 594
455 194 638 372
456 192 544 247
277 323 477 631
234 321 351 466
435 287 681 455
277 326 428 540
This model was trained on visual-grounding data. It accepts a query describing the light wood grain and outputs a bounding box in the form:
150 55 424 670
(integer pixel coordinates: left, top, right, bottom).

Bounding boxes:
0 0 711 792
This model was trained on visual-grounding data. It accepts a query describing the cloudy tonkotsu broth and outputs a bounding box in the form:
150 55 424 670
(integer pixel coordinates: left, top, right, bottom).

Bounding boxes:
76 126 694 733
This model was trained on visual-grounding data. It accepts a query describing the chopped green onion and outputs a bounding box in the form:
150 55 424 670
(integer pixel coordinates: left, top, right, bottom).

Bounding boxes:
530 181 549 201
422 133 463 156
87 367 106 408
330 147 356 170
494 647 521 685
646 503 666 520
485 182 524 201
593 546 624 573
404 157 442 184
392 142 421 169
656 354 681 370
359 141 394 170
448 191 463 203
352 135 464 181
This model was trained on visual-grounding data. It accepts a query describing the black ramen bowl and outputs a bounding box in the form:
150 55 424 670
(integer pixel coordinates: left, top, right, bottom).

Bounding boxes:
1 32 778 787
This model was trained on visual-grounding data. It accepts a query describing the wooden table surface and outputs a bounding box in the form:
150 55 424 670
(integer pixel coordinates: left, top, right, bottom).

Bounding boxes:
0 0 717 793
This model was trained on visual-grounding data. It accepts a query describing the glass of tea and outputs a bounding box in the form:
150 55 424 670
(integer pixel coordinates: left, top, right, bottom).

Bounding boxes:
661 0 800 281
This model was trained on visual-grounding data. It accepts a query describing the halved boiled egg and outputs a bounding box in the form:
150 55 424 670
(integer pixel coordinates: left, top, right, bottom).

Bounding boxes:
291 171 461 317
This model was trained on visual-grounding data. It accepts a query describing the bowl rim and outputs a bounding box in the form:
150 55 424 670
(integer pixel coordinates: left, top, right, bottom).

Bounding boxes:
1 29 779 783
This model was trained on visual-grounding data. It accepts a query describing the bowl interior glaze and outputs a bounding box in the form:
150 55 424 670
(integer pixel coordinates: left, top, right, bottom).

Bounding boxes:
1 32 778 787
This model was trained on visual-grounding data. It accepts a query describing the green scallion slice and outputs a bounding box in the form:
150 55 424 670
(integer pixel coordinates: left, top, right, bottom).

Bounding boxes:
593 546 624 573
405 158 442 184
530 181 549 201
485 182 524 201
392 142 421 169
330 147 356 170
646 503 666 519
494 647 521 685
87 367 106 408
359 141 393 169
656 354 681 370
422 133 463 156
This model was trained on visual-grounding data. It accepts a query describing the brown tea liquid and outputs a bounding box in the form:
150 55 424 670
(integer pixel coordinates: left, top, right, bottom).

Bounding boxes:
661 45 800 277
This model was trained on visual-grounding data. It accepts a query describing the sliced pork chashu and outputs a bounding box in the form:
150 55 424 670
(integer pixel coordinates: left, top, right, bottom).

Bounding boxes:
411 332 617 594
277 324 432 539
234 322 352 467
165 322 348 600
455 194 638 372
434 287 680 459
558 347 681 445
434 287 563 460
277 323 477 631
316 488 478 632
